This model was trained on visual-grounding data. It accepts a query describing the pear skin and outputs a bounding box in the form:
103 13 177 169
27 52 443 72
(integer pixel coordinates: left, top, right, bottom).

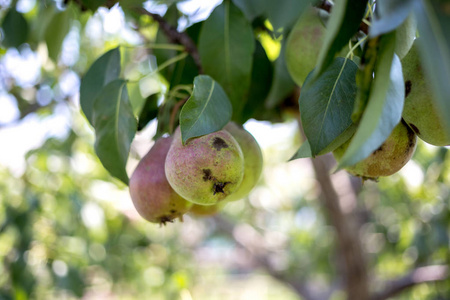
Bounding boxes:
223 122 263 201
165 127 244 206
129 136 192 225
333 121 417 179
285 7 325 86
402 41 450 146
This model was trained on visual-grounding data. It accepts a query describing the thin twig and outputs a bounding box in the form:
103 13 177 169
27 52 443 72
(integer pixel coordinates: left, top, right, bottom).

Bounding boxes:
169 97 188 134
372 265 449 300
213 215 321 300
137 8 203 73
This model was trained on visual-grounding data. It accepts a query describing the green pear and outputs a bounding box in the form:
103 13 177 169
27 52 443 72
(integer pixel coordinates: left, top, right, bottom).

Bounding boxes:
129 136 192 225
402 41 450 146
223 122 263 201
285 7 325 86
165 127 244 206
333 121 417 179
394 13 417 59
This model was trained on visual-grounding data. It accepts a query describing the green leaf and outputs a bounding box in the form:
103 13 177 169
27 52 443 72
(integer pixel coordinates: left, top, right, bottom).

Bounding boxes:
44 8 72 62
154 5 179 80
185 21 203 45
265 0 312 32
290 123 357 160
413 0 450 135
127 81 147 116
290 141 312 160
265 38 296 109
92 79 137 185
1 9 29 48
80 47 121 125
166 22 202 88
314 0 368 78
198 1 255 121
179 75 232 144
338 34 405 168
300 57 358 156
242 40 273 122
232 0 265 21
370 0 415 37
137 93 160 131
80 0 108 11
33 5 58 43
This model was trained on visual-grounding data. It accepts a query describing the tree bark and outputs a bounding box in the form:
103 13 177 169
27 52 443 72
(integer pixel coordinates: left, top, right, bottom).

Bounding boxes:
310 155 370 300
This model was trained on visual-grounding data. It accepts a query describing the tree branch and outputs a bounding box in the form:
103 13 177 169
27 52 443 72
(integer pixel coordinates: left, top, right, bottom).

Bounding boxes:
137 8 203 73
213 215 322 300
309 155 370 300
295 117 369 300
372 265 449 300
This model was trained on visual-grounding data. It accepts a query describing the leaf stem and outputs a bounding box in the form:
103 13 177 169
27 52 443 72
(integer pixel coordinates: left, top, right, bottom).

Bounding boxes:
154 52 188 75
346 36 368 59
169 84 193 96
169 97 188 134
126 52 189 84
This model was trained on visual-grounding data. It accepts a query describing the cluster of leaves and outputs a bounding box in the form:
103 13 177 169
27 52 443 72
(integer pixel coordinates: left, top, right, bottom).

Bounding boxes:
1 0 72 61
1 0 450 299
73 0 450 185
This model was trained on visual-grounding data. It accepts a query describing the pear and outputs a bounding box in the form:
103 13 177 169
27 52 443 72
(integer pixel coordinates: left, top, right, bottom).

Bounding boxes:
333 121 417 179
223 122 263 201
285 7 325 86
165 127 244 206
394 13 417 59
402 41 450 146
129 136 192 225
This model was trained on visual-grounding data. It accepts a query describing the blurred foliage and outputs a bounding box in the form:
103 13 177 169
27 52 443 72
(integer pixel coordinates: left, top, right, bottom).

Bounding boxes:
0 0 449 299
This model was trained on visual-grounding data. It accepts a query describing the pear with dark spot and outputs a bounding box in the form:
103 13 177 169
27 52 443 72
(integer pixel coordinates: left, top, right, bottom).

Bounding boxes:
333 121 417 179
129 136 192 225
223 122 263 201
402 41 450 146
165 127 244 206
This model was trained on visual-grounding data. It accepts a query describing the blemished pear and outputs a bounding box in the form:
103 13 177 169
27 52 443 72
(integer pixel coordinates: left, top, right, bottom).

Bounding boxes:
402 41 450 146
129 136 192 225
223 122 263 201
333 121 417 179
165 127 244 206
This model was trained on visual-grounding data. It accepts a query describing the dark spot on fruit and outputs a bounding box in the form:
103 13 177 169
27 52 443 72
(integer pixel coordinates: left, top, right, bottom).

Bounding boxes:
408 123 420 135
202 169 213 181
374 144 384 154
159 216 174 226
405 80 412 97
212 137 228 151
213 182 229 195
170 209 176 214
